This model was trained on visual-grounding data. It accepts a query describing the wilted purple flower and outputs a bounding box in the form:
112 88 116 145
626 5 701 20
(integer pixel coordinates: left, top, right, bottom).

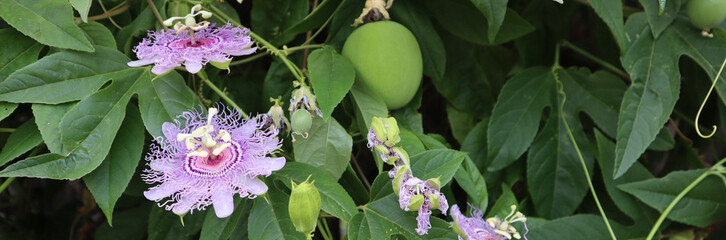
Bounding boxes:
128 23 256 75
398 176 448 235
142 105 285 218
450 204 528 240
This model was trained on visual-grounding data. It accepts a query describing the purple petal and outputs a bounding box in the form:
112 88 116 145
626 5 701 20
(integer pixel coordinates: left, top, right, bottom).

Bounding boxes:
144 183 178 201
184 61 203 73
244 176 268 195
212 190 235 218
151 65 175 75
128 58 156 67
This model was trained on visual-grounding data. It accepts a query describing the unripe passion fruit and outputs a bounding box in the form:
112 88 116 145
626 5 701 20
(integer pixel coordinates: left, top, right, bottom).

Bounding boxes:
687 0 726 30
291 109 313 134
342 21 423 110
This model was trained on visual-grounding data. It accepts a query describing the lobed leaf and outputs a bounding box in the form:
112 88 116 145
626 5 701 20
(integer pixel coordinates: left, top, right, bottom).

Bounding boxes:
0 0 93 52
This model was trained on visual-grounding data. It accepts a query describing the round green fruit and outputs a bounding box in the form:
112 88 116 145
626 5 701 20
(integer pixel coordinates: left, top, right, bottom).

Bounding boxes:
687 0 726 30
291 109 312 134
342 21 423 110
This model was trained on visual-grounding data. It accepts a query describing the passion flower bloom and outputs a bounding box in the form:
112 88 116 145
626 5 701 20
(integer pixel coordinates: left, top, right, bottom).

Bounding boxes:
398 176 448 235
142 105 285 218
450 204 529 240
128 23 256 75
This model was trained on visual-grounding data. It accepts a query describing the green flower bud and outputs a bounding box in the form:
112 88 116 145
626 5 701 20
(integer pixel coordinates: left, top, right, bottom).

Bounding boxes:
369 117 401 146
407 194 424 211
426 177 441 191
391 147 410 165
428 194 440 209
392 165 410 195
288 176 322 235
373 145 390 156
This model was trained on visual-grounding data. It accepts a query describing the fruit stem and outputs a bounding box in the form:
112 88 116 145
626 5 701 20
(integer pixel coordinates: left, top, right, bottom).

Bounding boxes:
197 70 248 118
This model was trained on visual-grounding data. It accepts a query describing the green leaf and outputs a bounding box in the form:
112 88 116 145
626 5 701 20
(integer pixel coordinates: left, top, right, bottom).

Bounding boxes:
398 129 427 156
32 103 74 153
639 0 680 38
70 0 92 22
424 0 534 45
247 184 307 240
83 105 145 225
586 0 626 49
487 67 552 171
648 126 675 151
527 215 620 239
469 0 509 43
0 28 43 80
324 0 362 51
147 206 194 240
292 116 352 180
461 118 489 171
251 0 309 46
619 169 726 227
200 197 250 240
348 194 458 239
79 21 117 48
485 183 518 218
446 105 477 144
116 0 165 54
410 149 466 186
0 46 133 104
0 119 43 167
308 47 356 121
454 157 488 211
615 14 726 178
273 162 358 221
349 82 387 172
284 0 344 34
436 34 514 117
0 0 93 52
391 0 447 79
95 204 150 240
136 71 196 137
594 129 657 238
0 153 68 179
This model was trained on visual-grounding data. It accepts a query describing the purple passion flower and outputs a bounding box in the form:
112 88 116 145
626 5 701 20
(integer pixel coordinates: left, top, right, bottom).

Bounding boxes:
128 23 256 75
450 204 528 240
142 105 285 218
398 176 449 235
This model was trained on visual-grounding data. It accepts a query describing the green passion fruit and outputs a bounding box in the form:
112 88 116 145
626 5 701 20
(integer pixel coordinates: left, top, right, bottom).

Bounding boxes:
342 21 423 110
687 0 726 30
291 109 313 134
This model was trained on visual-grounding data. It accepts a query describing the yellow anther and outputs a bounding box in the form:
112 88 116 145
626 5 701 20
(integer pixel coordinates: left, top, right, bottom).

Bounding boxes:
216 130 231 142
212 143 231 156
187 150 209 158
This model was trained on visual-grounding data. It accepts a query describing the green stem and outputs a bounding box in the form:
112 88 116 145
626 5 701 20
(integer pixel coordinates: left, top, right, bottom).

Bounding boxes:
146 0 167 30
79 1 131 22
322 217 334 240
561 40 630 80
553 44 617 240
207 4 306 81
229 44 324 66
0 177 15 194
197 71 248 118
317 219 332 240
0 128 14 133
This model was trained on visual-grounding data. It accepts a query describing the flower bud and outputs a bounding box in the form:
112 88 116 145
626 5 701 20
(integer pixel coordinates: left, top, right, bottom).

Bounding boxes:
428 194 440 209
392 165 410 195
369 117 400 146
426 177 441 190
288 176 322 236
407 194 424 211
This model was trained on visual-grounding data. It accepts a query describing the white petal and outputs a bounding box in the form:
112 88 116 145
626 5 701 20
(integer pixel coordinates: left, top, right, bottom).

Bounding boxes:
184 61 203 73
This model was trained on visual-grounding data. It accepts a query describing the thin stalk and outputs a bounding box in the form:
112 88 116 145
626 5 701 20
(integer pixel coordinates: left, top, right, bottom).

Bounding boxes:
229 44 324 67
553 44 617 240
146 0 168 30
561 40 630 80
0 177 14 194
0 128 14 133
351 155 371 190
208 4 305 80
78 2 131 22
197 71 248 118
321 217 334 240
95 0 123 28
317 219 332 240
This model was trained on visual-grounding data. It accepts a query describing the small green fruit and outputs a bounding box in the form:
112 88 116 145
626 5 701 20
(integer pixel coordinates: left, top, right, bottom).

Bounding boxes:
288 177 322 235
291 110 313 134
687 0 726 30
342 21 423 109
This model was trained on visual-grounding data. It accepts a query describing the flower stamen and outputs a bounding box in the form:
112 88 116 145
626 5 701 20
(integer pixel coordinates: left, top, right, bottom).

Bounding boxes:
177 108 232 157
